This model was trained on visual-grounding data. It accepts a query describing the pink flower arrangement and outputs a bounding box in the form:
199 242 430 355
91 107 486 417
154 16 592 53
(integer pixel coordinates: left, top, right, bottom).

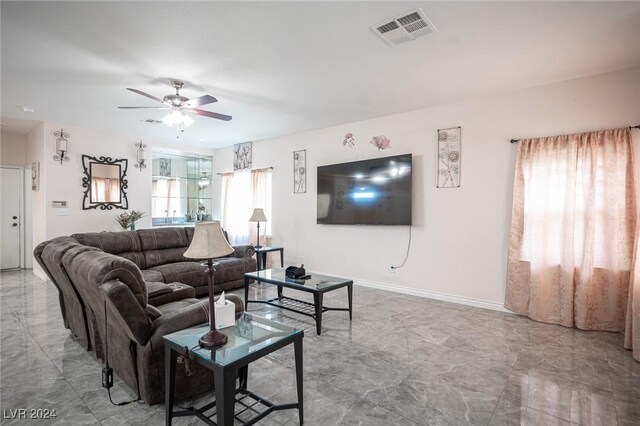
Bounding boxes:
370 135 391 151
115 210 146 230
343 132 355 148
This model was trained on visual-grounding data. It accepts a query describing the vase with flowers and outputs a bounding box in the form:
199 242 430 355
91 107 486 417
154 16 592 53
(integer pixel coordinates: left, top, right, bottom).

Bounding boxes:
115 210 146 231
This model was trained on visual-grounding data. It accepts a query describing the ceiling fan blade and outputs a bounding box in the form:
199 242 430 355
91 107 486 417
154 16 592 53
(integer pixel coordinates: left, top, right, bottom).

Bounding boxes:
186 95 218 108
118 106 170 109
190 108 232 121
126 88 165 104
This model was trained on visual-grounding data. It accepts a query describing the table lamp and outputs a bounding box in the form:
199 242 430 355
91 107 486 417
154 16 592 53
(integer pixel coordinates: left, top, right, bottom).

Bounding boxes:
183 221 234 348
249 208 268 249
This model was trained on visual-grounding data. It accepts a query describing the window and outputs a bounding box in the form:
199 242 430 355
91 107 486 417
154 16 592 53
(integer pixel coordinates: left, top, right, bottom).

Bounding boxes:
220 169 272 245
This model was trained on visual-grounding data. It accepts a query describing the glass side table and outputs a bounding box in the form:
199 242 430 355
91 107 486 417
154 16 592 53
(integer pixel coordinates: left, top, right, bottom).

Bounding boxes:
254 246 284 270
163 313 304 426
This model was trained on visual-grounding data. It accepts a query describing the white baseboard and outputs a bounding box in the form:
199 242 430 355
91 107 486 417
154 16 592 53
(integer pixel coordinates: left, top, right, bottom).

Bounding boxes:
354 278 512 313
309 270 512 314
32 268 48 282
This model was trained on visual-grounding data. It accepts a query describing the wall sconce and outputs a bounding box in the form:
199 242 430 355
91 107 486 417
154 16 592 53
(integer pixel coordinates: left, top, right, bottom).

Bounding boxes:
134 141 147 171
53 128 70 165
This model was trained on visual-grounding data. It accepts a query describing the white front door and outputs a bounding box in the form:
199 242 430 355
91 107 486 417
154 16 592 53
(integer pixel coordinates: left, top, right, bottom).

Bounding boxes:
1 167 21 269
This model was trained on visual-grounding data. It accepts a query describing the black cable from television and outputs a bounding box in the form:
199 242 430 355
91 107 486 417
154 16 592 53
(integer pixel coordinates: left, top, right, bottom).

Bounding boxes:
391 226 412 270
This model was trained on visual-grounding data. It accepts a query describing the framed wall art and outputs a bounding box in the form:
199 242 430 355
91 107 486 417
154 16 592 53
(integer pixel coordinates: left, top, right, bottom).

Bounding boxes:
159 158 171 177
31 161 40 191
293 149 306 193
233 142 252 171
437 126 461 188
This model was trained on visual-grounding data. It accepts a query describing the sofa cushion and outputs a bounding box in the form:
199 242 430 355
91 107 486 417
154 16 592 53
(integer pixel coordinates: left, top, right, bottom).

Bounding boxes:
148 283 196 307
143 247 188 269
138 228 190 268
138 228 189 250
148 262 207 288
39 237 100 349
65 250 149 307
212 257 252 284
71 231 145 268
146 281 173 298
142 269 164 283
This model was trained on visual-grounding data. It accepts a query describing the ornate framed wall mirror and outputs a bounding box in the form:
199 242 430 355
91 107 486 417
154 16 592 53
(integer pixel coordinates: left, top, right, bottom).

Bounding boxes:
82 155 129 210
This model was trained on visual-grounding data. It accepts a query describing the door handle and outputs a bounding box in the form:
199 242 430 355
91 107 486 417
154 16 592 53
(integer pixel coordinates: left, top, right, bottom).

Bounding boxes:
12 223 18 227
12 216 17 220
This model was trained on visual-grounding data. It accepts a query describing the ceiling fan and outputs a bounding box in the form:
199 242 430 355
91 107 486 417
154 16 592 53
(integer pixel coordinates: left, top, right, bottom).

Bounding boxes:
118 80 232 133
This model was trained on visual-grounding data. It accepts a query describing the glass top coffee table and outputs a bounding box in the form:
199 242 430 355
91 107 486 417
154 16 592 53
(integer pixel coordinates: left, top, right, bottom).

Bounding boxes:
244 268 353 335
163 313 304 426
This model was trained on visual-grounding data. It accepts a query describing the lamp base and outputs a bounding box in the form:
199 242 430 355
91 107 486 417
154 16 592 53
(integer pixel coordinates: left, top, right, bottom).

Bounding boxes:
199 329 228 348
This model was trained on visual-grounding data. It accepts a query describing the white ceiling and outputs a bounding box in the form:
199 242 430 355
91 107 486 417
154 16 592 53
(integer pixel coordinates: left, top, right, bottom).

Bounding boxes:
2 1 639 147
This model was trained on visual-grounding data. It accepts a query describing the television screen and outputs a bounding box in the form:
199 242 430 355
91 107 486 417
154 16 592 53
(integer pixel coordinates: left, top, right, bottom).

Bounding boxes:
317 154 412 225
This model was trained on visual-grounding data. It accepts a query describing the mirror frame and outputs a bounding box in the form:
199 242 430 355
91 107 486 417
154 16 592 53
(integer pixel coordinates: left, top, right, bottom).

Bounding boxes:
81 154 129 210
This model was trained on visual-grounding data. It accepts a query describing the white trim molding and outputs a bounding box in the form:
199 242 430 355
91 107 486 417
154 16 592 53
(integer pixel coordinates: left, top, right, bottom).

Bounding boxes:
355 278 512 313
309 270 512 314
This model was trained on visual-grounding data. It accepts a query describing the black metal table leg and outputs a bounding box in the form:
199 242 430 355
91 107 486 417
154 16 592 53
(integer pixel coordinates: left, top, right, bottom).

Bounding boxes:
214 367 238 426
280 249 284 267
277 285 283 298
313 293 323 335
347 284 353 321
165 346 177 426
294 337 304 425
244 276 250 309
239 366 248 390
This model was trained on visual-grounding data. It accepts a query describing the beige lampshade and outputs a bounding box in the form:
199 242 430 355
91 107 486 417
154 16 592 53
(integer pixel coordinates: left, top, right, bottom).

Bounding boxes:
183 221 234 260
249 208 268 222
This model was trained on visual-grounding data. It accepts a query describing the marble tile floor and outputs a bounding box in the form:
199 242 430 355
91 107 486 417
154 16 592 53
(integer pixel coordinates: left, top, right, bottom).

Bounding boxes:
1 268 639 425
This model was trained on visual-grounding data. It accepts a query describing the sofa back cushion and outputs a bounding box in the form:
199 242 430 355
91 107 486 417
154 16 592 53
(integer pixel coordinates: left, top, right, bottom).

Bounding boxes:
41 238 100 296
138 227 190 268
71 231 145 269
64 249 149 308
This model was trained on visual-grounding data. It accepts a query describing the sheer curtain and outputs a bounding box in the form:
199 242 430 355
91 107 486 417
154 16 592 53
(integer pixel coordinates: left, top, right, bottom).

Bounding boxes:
626 130 640 361
221 168 272 246
91 177 119 202
506 128 636 332
250 169 272 246
152 178 181 219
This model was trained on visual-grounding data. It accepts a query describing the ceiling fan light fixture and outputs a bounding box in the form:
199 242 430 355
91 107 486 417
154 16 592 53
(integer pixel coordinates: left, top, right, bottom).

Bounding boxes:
162 109 188 127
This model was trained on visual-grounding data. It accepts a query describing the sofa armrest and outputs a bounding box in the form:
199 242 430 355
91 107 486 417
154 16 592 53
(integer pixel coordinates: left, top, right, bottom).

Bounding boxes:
149 301 209 348
232 245 255 258
149 295 244 349
148 282 196 307
101 281 154 346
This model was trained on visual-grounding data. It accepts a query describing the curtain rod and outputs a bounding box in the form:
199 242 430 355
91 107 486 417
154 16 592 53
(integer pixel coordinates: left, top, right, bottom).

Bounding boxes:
216 166 273 175
510 125 640 144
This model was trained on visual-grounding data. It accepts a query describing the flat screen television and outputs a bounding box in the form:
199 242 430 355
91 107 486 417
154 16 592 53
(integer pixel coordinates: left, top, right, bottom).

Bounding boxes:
317 154 412 225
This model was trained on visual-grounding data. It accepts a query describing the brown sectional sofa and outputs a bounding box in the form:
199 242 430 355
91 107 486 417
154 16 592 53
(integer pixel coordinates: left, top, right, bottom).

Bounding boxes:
33 226 256 404
71 227 255 296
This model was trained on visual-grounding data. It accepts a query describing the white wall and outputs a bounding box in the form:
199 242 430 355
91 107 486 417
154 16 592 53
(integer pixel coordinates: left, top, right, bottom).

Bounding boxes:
213 67 640 308
40 122 215 239
1 132 27 166
25 123 45 276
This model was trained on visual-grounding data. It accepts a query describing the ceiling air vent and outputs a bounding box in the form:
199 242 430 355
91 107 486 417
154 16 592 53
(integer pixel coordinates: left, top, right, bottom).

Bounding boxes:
371 8 437 46
140 118 163 124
